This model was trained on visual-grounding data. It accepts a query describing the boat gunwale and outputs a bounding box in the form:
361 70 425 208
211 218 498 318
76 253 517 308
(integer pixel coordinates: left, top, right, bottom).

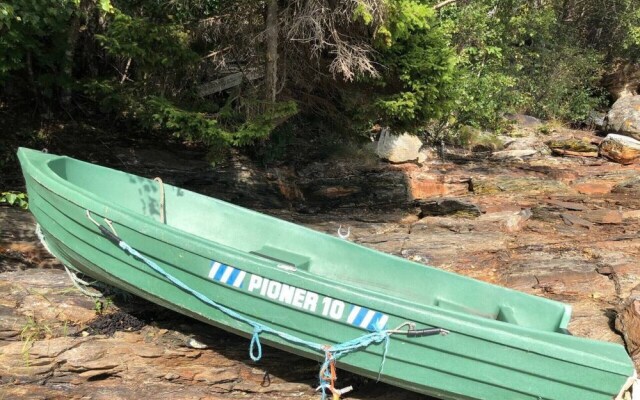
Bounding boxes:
18 147 635 377
20 149 572 319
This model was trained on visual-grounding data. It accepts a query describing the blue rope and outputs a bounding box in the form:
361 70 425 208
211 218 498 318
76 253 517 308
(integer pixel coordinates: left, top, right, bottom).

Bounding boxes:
250 326 263 361
116 240 392 399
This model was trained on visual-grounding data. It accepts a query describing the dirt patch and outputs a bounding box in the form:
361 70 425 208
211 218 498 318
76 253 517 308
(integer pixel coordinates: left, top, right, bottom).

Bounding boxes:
81 311 145 336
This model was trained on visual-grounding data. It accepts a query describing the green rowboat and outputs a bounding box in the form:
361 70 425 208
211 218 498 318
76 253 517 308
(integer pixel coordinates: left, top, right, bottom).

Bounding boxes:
18 147 636 400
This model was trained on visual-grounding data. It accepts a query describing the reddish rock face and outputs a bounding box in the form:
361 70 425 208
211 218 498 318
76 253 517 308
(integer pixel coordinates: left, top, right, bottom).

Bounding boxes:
406 170 470 201
572 182 614 195
583 209 624 224
616 298 640 366
408 175 447 198
313 185 361 198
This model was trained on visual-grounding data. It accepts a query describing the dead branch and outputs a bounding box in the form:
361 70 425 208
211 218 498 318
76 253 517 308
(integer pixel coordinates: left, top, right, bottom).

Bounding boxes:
434 0 458 10
284 0 385 81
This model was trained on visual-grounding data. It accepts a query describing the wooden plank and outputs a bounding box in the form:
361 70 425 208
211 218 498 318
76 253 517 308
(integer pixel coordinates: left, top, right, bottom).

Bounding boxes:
197 72 243 96
197 70 264 97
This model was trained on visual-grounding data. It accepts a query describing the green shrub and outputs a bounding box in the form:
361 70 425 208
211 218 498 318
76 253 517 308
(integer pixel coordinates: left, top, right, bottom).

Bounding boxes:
0 191 28 209
0 1 77 89
346 0 456 133
441 0 607 129
83 80 297 151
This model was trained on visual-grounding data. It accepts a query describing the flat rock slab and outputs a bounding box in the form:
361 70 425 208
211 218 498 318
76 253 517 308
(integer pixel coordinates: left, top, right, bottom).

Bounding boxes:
416 198 482 217
561 213 594 228
613 177 640 195
472 176 568 195
547 200 587 211
0 268 432 400
547 138 599 154
490 149 538 160
583 209 624 224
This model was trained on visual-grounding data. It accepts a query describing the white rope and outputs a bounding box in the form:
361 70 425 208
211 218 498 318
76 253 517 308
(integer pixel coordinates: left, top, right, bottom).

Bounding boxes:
615 370 639 400
86 209 100 226
63 265 103 298
35 224 53 256
104 218 119 236
36 223 102 298
337 225 350 240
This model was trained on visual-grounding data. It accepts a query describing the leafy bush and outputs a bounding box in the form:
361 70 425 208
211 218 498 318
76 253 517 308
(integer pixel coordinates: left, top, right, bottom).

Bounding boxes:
440 0 607 130
95 11 199 80
1 191 28 209
444 2 520 130
345 0 456 132
82 3 298 152
503 4 605 121
0 1 78 90
84 80 297 150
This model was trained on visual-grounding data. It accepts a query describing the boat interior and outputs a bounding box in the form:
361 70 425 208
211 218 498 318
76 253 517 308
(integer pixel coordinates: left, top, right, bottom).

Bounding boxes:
47 155 571 334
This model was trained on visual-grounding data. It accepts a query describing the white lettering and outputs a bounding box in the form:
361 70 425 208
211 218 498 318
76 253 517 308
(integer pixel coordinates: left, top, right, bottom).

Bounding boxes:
292 288 306 308
266 280 282 299
238 272 342 320
260 278 269 296
329 300 345 319
247 275 262 292
279 284 296 304
321 297 332 316
303 292 318 312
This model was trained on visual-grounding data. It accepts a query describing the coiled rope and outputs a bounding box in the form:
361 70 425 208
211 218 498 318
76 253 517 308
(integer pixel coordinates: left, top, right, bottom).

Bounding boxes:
86 210 448 399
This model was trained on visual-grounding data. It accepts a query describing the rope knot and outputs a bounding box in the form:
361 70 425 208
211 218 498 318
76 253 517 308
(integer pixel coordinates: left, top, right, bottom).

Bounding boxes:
318 348 340 400
250 326 263 361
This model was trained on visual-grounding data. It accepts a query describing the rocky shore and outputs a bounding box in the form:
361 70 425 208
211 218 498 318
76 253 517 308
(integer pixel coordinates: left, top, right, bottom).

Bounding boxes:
1 123 640 399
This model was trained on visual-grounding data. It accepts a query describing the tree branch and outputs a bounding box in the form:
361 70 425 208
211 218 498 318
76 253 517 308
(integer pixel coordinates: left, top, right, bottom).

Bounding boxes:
434 0 458 10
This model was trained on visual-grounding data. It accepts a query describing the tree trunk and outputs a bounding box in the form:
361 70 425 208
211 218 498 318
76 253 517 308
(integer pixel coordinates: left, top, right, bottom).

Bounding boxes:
25 52 39 108
60 0 90 108
264 0 278 103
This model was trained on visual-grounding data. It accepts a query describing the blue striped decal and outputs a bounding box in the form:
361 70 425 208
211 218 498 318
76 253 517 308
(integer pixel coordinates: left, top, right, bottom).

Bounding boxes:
227 268 240 285
207 261 387 330
352 307 369 327
347 305 389 331
213 264 227 281
208 261 246 288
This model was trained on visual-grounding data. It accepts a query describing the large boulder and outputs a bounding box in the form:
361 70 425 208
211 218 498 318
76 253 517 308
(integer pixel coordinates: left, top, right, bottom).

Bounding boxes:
606 95 640 141
601 62 640 101
376 128 423 163
599 134 640 165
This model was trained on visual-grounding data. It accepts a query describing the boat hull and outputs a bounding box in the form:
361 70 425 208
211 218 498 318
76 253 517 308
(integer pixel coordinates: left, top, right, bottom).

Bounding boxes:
19 148 635 400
